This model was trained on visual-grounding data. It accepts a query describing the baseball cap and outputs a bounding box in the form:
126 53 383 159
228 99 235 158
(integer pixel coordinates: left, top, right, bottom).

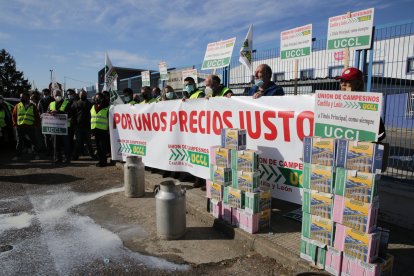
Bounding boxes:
335 67 363 81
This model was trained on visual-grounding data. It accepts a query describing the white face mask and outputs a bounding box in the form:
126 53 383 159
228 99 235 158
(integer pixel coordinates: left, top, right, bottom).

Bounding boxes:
55 96 62 102
166 92 174 99
204 86 213 96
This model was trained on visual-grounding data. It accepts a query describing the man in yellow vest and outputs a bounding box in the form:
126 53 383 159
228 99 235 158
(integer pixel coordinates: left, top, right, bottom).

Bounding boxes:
183 77 205 99
48 89 76 164
123 88 137 104
151 87 162 103
204 74 233 98
139 86 153 104
11 91 42 161
91 92 110 167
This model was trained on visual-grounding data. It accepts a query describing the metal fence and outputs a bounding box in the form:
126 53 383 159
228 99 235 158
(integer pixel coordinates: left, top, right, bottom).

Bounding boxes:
119 20 414 182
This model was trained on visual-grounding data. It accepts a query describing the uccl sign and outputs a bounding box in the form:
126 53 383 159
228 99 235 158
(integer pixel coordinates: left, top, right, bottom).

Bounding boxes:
327 8 374 51
201 37 236 70
280 24 312 60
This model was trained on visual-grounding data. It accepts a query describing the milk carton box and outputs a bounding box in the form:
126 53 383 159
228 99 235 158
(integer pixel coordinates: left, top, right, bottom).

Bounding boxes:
303 163 335 194
333 195 379 233
209 200 222 219
223 186 244 209
303 136 336 166
302 212 334 246
239 209 260 233
221 203 232 224
231 207 241 227
244 188 272 214
336 139 384 174
221 128 247 150
334 224 380 263
210 146 232 168
341 253 393 276
210 165 232 186
325 246 342 276
210 182 225 202
300 237 327 269
335 168 380 203
259 209 271 230
232 170 260 192
231 149 259 171
302 189 333 220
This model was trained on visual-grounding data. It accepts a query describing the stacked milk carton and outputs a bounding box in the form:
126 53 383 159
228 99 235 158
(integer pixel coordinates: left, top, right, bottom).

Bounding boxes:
206 128 271 234
301 137 394 275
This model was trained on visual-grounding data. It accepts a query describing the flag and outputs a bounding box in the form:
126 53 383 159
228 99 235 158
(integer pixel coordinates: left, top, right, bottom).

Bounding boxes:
239 25 253 71
104 53 123 105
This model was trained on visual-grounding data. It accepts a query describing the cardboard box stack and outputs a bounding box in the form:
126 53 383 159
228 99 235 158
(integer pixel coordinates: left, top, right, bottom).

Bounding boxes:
301 137 393 275
206 128 271 234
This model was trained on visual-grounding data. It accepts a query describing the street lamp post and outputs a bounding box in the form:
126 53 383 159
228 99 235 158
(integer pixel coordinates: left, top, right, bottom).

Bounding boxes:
49 69 53 83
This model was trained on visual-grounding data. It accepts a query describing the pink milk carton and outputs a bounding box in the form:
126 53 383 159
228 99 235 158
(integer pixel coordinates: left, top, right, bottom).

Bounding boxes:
231 207 240 227
209 200 222 219
239 210 260 234
333 195 379 233
325 246 342 276
206 180 212 198
334 224 380 263
341 253 394 276
222 203 232 224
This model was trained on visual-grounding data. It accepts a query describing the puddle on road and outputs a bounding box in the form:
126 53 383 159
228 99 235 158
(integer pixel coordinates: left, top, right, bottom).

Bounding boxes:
0 185 189 275
0 212 34 234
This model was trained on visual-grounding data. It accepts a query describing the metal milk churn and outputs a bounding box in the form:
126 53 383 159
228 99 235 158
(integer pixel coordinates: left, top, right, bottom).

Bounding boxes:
156 180 187 240
124 156 145 197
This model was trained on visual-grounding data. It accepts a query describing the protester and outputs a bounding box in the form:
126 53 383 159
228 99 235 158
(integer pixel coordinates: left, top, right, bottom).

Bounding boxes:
183 77 204 99
205 74 233 98
139 86 153 104
12 91 42 160
248 64 284 98
30 90 44 154
123 88 137 104
91 92 110 167
133 93 141 103
161 85 178 101
336 67 386 142
0 95 13 149
48 89 75 163
102 90 110 103
151 87 162 102
72 90 95 161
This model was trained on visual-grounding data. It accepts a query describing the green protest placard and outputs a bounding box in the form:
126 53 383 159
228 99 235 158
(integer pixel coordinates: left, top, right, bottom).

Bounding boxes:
41 113 68 135
142 70 151 86
201 37 236 70
327 8 375 51
314 90 383 141
159 62 168 81
280 24 312 60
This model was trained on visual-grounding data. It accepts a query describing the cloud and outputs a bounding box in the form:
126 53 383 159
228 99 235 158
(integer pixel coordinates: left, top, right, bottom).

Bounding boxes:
0 32 11 40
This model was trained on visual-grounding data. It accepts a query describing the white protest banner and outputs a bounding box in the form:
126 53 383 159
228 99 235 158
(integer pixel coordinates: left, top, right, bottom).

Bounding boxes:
182 69 198 84
159 62 168 81
41 113 68 135
142 71 151 86
109 96 315 204
327 8 375 51
201 37 236 70
280 24 312 60
314 90 383 141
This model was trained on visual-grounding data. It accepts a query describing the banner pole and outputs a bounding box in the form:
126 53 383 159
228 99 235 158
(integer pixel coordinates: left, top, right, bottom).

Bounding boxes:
294 59 299 95
344 12 352 69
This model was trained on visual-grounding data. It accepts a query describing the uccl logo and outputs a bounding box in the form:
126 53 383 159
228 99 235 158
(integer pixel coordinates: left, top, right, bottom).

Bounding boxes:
354 145 370 150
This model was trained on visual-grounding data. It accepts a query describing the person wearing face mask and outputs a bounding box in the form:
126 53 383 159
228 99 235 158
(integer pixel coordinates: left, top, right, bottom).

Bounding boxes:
248 64 284 99
183 77 205 99
72 90 95 161
123 88 137 104
91 92 110 167
48 89 76 163
204 74 233 99
11 91 42 161
151 87 162 103
161 85 177 101
139 86 154 104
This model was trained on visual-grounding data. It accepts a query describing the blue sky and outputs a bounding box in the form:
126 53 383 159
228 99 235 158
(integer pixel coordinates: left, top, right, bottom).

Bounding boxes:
1 0 413 90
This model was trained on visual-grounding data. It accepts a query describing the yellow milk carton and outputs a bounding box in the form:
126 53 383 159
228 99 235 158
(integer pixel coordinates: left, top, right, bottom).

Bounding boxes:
232 170 260 192
303 136 336 166
221 128 247 150
231 149 259 171
211 146 232 168
303 163 335 194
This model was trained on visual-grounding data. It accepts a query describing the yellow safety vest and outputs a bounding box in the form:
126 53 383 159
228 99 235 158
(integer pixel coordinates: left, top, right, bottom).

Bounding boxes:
91 106 109 130
0 109 5 127
217 87 230 97
129 100 137 105
139 99 151 104
17 102 35 126
49 100 71 127
189 90 204 99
